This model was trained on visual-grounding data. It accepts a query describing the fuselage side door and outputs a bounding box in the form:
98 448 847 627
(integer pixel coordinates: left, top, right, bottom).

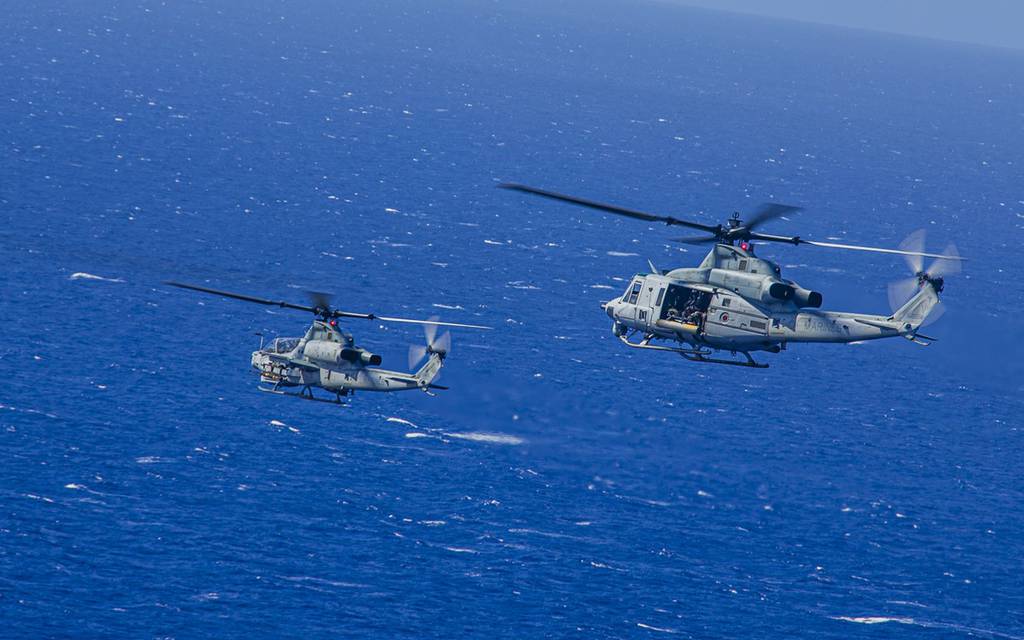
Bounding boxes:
635 278 656 329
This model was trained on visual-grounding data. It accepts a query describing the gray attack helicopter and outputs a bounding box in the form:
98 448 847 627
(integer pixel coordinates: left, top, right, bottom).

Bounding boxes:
167 282 490 403
500 184 965 368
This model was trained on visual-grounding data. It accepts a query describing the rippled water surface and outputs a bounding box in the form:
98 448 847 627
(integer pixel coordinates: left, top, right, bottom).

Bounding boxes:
2 1 1022 637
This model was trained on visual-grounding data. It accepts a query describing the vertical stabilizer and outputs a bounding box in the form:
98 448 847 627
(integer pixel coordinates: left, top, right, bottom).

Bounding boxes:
890 283 939 332
414 353 444 388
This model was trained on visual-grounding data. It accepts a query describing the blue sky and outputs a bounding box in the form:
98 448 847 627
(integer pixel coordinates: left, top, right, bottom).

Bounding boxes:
672 0 1023 50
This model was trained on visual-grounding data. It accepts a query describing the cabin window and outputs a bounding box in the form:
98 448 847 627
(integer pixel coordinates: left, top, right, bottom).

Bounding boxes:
639 310 647 321
628 281 642 305
721 298 731 308
739 259 748 271
655 288 665 307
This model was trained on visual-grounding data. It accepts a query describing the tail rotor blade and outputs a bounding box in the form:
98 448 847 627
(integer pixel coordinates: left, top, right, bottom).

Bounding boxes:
408 344 428 371
435 331 452 356
423 316 439 346
927 243 962 279
887 276 920 313
898 229 927 274
920 300 946 328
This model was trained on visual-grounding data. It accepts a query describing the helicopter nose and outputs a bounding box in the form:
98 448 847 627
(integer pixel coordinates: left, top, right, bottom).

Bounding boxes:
603 300 617 319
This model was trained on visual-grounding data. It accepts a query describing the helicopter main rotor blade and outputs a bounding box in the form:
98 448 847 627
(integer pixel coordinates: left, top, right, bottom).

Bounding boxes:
168 281 492 329
796 239 967 261
743 203 801 231
669 235 719 245
743 232 967 262
165 281 318 314
306 290 334 311
498 183 719 233
364 315 492 330
746 232 801 245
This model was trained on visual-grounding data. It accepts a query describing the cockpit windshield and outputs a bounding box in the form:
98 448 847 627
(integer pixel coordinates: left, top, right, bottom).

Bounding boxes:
264 337 300 354
622 279 642 304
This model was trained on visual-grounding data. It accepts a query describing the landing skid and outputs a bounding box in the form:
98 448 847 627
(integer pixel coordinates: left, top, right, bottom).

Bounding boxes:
618 334 769 369
680 351 769 369
258 384 350 405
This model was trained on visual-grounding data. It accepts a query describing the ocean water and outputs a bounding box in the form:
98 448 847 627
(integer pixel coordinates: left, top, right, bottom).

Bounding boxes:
2 1 1022 637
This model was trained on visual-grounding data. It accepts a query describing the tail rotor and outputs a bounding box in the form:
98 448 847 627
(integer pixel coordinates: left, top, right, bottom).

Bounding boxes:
887 230 961 328
408 316 453 371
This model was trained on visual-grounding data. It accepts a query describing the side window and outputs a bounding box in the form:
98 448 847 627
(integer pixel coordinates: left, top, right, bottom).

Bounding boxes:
639 310 647 322
628 281 642 305
655 288 665 307
721 297 731 308
738 259 748 271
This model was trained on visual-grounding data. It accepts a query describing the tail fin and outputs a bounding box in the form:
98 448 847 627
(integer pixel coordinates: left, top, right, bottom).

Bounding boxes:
890 283 939 332
413 353 444 388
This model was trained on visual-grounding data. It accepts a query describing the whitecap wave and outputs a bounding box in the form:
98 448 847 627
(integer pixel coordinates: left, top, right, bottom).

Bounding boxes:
833 616 914 625
636 622 679 634
69 272 124 283
280 575 367 589
445 432 523 445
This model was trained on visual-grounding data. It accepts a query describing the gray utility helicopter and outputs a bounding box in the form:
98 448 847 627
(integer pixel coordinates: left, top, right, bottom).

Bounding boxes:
167 282 490 402
500 184 965 368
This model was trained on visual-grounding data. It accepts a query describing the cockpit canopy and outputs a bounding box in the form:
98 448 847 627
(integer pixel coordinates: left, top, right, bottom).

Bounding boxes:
264 337 300 354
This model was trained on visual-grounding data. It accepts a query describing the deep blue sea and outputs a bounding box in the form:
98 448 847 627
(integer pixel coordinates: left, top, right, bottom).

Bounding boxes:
2 1 1022 637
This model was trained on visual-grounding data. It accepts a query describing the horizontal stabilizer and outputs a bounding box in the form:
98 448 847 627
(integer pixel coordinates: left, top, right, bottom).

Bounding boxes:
853 317 900 331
